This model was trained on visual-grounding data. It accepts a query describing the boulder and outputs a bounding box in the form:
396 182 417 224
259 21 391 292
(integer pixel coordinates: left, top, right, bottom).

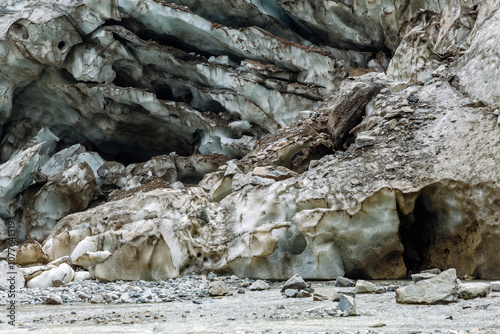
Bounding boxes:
354 280 377 294
396 269 459 304
14 240 48 265
281 274 308 292
208 281 230 297
325 73 386 149
491 281 500 292
458 283 491 300
312 288 339 302
338 294 357 316
26 263 75 289
284 289 298 298
248 280 270 291
336 277 356 287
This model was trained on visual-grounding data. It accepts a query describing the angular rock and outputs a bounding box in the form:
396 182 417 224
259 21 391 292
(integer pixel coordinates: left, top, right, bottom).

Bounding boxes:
458 283 491 300
26 263 75 289
297 290 311 298
338 294 357 316
19 264 56 282
491 281 500 292
324 73 386 149
14 240 48 265
312 288 339 302
281 274 308 292
240 119 334 173
208 281 230 297
355 132 376 147
252 166 298 181
91 295 105 304
232 173 275 192
283 289 298 298
396 269 459 305
335 277 355 287
248 280 270 291
354 280 377 294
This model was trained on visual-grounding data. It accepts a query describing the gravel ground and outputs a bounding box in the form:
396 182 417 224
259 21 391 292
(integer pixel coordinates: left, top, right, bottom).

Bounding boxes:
1 275 499 334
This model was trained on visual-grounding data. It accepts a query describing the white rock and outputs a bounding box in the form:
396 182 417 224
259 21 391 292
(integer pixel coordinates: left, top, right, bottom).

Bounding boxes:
354 280 377 294
73 271 93 282
458 283 491 299
26 263 75 289
73 250 112 269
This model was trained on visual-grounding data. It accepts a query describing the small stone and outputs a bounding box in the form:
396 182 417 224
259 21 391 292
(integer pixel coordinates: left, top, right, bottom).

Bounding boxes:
237 289 245 294
284 289 298 298
207 272 217 281
458 283 491 300
354 280 377 294
385 119 398 130
91 295 104 304
335 277 355 287
355 132 375 147
208 281 230 296
375 287 386 294
338 294 357 316
281 274 308 292
371 323 386 328
297 290 311 298
239 281 252 288
407 94 419 103
252 166 298 181
401 106 414 113
490 281 500 292
249 280 271 291
43 295 63 305
350 178 361 185
277 305 285 310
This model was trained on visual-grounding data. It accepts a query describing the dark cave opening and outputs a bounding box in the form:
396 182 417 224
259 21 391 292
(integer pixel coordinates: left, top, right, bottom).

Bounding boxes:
398 191 438 276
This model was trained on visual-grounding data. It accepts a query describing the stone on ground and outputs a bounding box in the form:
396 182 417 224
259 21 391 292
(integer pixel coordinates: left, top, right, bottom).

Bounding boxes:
338 294 357 316
281 274 308 292
248 280 270 291
458 283 491 300
208 281 230 296
354 280 377 294
396 269 459 305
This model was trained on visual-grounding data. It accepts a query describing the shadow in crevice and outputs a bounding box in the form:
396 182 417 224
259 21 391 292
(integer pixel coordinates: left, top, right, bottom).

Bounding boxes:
397 182 484 278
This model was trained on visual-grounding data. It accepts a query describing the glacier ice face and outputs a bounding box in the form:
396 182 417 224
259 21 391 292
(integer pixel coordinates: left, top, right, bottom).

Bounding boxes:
2 0 500 283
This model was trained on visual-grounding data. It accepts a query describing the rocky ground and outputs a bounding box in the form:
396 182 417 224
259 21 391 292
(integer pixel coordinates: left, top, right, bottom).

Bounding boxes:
2 272 500 333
